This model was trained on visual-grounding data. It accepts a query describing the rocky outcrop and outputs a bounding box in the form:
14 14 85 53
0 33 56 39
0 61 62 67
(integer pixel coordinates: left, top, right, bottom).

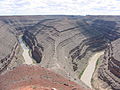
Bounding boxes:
22 31 43 63
0 16 120 89
93 39 120 90
0 21 19 73
0 43 18 73
0 64 91 90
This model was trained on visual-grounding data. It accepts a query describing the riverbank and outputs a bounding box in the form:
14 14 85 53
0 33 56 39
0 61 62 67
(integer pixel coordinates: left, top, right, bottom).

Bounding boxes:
19 36 33 65
80 51 104 89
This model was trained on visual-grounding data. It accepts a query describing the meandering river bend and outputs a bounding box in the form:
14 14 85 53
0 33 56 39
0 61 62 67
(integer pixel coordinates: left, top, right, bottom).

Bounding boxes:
81 51 104 88
19 36 33 65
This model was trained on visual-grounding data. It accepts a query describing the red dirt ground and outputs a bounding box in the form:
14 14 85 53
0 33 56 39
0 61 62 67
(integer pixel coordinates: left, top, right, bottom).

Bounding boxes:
0 65 90 90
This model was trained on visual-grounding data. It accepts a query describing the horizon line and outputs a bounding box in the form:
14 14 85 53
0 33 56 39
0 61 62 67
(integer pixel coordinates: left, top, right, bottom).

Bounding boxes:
0 14 120 16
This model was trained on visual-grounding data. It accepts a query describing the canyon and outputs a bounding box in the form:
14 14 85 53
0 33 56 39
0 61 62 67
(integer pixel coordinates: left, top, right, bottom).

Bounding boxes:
0 15 120 90
18 36 33 65
92 38 120 90
81 51 104 88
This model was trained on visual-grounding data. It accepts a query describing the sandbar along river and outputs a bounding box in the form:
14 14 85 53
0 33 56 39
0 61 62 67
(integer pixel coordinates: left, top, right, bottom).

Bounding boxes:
19 36 33 65
81 51 104 88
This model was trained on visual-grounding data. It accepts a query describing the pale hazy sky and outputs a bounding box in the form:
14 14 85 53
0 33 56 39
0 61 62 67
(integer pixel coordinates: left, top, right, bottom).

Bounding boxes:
0 0 120 15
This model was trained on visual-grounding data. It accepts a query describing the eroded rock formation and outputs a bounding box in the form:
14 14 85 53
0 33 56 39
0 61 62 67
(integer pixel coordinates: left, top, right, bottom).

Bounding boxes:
0 21 19 73
95 39 120 90
0 16 120 89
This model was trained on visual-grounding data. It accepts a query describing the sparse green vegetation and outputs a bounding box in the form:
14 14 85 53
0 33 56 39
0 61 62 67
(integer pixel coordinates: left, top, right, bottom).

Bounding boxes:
95 58 100 70
96 59 99 66
79 68 86 79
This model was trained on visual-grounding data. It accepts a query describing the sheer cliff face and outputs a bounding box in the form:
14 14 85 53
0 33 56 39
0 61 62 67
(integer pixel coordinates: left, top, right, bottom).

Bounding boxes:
0 16 120 89
97 39 120 90
18 17 109 81
0 21 18 73
20 16 120 81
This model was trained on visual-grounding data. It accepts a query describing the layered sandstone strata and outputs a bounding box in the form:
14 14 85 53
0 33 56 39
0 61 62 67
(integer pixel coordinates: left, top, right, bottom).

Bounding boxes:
93 39 120 90
0 16 120 89
0 21 19 73
99 39 120 90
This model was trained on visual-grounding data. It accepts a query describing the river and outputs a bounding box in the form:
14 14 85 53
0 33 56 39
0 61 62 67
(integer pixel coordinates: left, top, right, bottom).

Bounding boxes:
80 51 104 88
19 36 33 65
19 35 104 88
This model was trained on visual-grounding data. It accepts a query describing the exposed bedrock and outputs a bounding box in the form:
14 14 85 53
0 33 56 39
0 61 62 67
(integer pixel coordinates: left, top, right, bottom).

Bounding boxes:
0 21 20 74
95 39 120 90
1 16 120 88
0 43 18 73
12 17 120 83
22 31 43 63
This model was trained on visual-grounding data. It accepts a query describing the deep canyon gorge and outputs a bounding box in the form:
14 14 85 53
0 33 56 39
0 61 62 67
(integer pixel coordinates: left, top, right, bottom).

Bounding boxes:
0 15 120 90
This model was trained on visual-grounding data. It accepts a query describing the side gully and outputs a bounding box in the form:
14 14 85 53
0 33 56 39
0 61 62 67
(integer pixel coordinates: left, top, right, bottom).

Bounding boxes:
0 43 18 74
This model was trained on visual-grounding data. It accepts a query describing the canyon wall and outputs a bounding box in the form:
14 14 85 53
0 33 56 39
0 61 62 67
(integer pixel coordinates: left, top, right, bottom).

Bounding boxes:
0 21 18 73
0 16 120 89
94 38 120 90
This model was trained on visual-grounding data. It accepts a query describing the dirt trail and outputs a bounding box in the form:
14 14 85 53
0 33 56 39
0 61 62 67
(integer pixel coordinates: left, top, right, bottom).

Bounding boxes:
81 51 104 88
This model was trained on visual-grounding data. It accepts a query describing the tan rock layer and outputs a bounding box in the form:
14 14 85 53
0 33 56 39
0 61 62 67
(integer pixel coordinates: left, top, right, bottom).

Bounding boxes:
97 39 120 90
0 43 18 74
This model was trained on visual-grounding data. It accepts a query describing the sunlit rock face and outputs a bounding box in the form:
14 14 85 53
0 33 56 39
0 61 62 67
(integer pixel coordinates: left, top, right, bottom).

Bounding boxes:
98 38 120 90
0 16 120 89
0 20 18 73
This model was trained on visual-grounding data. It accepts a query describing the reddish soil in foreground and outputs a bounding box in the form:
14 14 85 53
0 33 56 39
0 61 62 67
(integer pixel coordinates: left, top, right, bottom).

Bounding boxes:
0 65 90 90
